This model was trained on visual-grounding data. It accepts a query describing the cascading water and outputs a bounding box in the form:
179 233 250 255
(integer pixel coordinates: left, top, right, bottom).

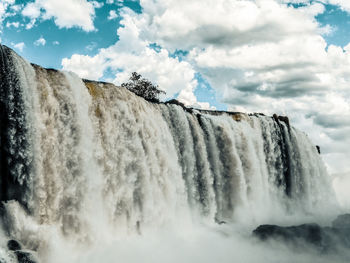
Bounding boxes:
0 45 339 262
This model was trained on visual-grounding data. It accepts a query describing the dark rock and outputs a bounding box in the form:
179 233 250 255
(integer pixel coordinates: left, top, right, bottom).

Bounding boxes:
273 114 290 128
332 214 350 229
165 99 186 108
271 114 293 197
165 99 193 113
14 251 37 263
253 214 350 252
253 223 326 248
316 145 321 154
82 78 110 85
0 44 32 210
256 113 266 116
31 63 58 73
215 217 226 225
7 239 21 251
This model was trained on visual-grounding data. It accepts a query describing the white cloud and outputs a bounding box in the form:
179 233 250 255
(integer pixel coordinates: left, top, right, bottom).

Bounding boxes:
318 24 336 36
6 21 19 28
85 42 97 51
0 5 5 23
12 42 25 52
138 0 321 52
108 10 118 20
22 0 97 31
91 1 104 9
61 0 350 173
53 40 60 45
10 4 22 12
177 83 216 110
106 0 134 6
22 2 41 19
34 36 46 46
62 10 209 108
62 53 106 80
0 0 15 25
25 19 36 29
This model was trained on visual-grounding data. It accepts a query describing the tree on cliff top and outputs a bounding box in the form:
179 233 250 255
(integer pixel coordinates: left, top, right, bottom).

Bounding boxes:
121 72 165 102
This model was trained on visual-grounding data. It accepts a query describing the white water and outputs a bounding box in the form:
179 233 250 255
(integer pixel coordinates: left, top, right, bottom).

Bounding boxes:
0 47 341 262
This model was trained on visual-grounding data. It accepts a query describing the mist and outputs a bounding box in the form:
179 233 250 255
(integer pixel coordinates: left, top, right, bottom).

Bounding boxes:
39 222 348 263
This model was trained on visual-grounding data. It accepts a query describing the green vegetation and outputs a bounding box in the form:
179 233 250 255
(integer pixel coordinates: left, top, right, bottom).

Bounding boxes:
121 72 165 102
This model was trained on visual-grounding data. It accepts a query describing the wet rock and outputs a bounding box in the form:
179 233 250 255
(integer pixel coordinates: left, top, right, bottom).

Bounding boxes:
253 214 350 252
4 239 38 263
253 223 326 248
215 218 226 225
165 99 185 108
14 251 37 263
316 145 321 154
273 114 290 128
7 239 21 251
165 99 193 113
332 214 350 229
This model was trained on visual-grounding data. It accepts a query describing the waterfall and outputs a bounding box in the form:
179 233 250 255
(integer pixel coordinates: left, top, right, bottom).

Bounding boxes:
0 45 338 262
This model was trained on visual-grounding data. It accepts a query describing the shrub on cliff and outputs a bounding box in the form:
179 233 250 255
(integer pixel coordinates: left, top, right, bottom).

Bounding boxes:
121 72 165 102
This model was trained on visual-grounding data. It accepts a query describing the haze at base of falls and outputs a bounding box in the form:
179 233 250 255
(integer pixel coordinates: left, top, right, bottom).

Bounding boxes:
0 45 342 262
41 224 350 263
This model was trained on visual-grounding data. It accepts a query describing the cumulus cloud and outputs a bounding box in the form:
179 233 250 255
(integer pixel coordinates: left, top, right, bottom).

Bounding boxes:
61 0 350 172
25 19 36 30
21 0 99 31
6 21 19 28
34 36 46 46
10 4 22 12
0 0 15 26
12 42 25 52
62 53 106 81
62 10 210 108
108 10 118 20
91 1 104 9
106 0 127 5
22 2 40 19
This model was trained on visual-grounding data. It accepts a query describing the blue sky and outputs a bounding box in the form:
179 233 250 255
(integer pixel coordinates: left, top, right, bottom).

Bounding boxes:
317 4 350 47
1 0 350 174
1 0 140 68
0 0 349 109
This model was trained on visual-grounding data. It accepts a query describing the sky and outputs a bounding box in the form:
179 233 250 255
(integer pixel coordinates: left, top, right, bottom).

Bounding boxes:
0 0 349 176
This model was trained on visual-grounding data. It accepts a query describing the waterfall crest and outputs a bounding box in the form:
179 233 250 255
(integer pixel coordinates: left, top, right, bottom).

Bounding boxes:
0 45 338 261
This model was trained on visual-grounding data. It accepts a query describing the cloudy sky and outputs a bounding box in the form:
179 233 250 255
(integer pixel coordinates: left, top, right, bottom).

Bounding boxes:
0 0 349 176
